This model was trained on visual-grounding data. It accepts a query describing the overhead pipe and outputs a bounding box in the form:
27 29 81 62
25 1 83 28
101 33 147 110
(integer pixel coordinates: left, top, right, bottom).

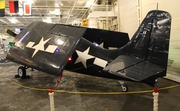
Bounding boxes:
81 0 98 20
65 0 79 24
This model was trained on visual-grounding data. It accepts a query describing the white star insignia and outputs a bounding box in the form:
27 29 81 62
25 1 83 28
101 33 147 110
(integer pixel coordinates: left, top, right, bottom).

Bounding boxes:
26 37 51 57
32 37 51 57
75 47 95 68
99 42 104 48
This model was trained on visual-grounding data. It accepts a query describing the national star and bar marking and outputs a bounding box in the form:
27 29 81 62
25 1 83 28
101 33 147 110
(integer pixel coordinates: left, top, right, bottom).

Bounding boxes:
26 37 57 57
75 47 108 68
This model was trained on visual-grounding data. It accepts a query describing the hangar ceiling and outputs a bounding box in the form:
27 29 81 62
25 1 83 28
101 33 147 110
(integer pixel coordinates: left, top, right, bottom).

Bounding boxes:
0 0 116 36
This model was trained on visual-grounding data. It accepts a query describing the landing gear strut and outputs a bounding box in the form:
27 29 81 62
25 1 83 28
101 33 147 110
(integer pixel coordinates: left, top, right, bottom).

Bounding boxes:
15 66 30 79
118 80 128 92
55 73 63 88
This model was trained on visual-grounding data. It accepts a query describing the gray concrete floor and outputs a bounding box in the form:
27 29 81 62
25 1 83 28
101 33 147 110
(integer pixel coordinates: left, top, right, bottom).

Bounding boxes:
0 64 180 111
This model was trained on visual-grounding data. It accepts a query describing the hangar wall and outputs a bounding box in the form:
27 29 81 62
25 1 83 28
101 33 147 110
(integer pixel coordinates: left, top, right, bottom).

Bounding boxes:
118 0 138 38
118 0 180 82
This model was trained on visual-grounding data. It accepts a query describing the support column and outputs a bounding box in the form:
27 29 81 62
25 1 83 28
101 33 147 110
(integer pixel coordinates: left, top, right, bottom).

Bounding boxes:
153 87 159 111
49 88 55 111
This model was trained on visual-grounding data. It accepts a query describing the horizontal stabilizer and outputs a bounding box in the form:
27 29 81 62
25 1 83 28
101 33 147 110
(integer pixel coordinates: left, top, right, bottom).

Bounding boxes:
104 56 165 81
104 55 144 72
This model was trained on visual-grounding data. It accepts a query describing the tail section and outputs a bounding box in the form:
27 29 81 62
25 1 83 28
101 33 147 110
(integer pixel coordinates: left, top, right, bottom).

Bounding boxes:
66 10 171 81
104 10 171 83
121 10 171 69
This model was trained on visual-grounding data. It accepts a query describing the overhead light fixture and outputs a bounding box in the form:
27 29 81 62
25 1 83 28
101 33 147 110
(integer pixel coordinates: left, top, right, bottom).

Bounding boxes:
43 18 52 23
8 18 19 24
18 0 34 4
49 9 61 15
54 9 61 15
59 1 63 6
84 0 94 7
55 2 63 7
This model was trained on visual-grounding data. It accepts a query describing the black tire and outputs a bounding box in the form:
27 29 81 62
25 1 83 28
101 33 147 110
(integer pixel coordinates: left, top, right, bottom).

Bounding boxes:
18 66 26 78
121 85 128 92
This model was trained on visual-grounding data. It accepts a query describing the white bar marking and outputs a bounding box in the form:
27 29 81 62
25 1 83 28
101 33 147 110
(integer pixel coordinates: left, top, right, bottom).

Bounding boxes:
93 57 108 68
26 42 35 48
45 45 58 53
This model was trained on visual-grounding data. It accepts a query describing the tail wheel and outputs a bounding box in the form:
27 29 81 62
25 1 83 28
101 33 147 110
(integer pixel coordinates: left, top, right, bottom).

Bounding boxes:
121 85 128 92
18 66 26 78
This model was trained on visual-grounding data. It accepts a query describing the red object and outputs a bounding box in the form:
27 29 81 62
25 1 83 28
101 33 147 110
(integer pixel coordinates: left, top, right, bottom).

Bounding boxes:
55 73 63 87
9 1 14 13
9 1 19 13
48 87 53 93
60 73 63 79
25 4 30 14
68 57 72 61
23 2 31 15
153 87 158 93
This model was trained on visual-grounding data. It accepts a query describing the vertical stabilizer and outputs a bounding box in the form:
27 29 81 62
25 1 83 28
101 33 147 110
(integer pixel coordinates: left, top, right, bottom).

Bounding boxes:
121 10 171 69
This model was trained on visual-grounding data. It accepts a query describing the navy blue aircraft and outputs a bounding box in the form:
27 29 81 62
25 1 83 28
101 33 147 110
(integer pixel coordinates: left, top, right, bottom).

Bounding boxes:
6 10 171 92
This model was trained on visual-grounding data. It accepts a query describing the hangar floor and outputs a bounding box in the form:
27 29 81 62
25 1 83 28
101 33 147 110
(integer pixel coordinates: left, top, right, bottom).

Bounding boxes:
0 64 180 111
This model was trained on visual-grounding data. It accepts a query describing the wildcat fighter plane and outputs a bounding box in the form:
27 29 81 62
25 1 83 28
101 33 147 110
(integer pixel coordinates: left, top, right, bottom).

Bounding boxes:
6 10 171 92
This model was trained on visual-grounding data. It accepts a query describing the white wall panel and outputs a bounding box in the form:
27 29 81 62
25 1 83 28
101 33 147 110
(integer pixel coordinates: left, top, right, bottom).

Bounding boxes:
118 0 138 38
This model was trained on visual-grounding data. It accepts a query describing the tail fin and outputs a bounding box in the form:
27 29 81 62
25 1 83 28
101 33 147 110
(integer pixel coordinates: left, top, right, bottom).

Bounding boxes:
121 10 171 69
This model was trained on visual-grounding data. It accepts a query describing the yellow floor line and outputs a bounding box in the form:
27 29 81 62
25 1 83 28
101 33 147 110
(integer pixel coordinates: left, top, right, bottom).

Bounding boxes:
1 73 180 95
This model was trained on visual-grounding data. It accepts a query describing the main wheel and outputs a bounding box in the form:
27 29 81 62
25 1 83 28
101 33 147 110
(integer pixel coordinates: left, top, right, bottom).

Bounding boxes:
18 66 26 78
121 85 128 92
